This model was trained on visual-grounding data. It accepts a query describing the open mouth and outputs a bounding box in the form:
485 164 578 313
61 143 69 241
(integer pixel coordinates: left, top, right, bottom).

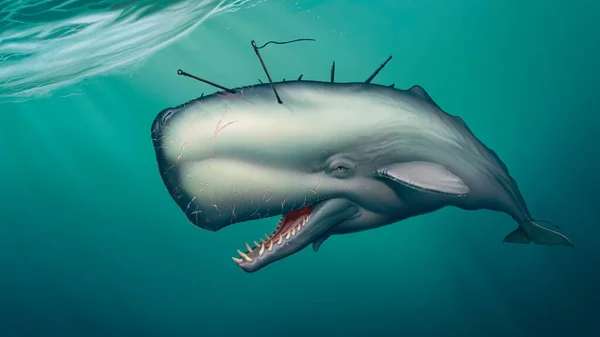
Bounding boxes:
232 204 313 265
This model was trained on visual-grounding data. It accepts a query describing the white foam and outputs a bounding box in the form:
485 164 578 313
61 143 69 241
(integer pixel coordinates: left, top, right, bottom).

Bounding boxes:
0 0 257 102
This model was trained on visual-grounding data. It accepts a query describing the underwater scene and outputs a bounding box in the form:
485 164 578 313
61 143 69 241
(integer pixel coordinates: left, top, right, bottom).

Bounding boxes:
1 0 599 336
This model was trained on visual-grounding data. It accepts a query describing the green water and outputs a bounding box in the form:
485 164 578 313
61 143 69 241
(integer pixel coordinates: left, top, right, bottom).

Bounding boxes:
1 0 599 336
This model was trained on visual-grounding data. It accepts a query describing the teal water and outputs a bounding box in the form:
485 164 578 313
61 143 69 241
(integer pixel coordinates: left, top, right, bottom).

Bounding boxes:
1 0 599 336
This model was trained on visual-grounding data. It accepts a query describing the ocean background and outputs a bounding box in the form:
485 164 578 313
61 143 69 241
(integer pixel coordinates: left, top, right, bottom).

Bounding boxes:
1 0 599 336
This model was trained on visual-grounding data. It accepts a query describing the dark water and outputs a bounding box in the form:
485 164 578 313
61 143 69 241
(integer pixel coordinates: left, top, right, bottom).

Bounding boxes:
1 0 599 336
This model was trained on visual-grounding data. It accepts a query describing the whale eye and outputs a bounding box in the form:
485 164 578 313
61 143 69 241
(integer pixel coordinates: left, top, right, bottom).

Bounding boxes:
326 156 355 178
327 159 353 178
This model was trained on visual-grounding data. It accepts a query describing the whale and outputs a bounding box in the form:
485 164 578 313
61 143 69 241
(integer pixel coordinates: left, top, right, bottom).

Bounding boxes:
150 57 572 273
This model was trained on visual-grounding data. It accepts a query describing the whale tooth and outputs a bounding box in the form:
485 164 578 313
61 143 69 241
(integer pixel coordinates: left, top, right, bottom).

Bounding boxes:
232 257 243 263
286 232 291 239
254 240 261 247
291 228 297 236
268 241 273 252
297 224 302 230
245 243 253 252
278 236 283 245
259 244 265 255
260 238 266 244
238 250 253 262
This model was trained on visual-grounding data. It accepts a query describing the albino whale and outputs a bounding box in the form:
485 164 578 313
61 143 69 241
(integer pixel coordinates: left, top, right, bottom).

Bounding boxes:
150 53 572 273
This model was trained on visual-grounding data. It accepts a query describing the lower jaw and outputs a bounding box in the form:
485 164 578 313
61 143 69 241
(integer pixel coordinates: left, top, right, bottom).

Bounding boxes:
235 219 315 273
232 205 313 265
233 198 360 272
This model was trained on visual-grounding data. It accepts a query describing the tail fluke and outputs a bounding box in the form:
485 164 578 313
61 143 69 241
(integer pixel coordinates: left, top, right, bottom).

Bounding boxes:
503 220 573 246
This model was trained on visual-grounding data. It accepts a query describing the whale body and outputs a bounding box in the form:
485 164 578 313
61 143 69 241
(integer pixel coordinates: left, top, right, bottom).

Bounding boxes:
150 79 572 273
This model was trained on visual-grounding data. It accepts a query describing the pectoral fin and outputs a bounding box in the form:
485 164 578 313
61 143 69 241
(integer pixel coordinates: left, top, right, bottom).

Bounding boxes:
377 161 469 196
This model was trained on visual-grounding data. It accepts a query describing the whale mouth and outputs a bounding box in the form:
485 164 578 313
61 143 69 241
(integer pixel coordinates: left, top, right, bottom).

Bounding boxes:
230 198 360 273
232 204 314 265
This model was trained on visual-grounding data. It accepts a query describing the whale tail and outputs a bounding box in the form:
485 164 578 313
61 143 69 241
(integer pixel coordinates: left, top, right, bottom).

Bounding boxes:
503 219 573 246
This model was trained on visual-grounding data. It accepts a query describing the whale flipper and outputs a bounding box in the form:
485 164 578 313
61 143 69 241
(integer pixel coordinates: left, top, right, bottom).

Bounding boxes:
378 161 469 196
504 220 573 246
